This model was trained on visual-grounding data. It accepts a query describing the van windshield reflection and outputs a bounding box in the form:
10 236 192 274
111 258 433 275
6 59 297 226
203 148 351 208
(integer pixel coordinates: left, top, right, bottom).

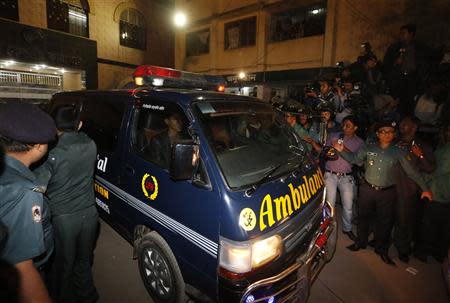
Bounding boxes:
194 101 307 189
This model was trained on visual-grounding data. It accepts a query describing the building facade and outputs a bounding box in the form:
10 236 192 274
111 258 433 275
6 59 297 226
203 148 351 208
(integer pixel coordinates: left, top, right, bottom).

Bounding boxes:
0 0 174 102
174 0 410 101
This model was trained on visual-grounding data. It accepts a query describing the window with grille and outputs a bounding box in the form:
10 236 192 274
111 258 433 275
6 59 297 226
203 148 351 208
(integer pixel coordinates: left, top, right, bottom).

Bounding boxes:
120 8 147 50
224 16 256 50
0 0 19 21
269 2 327 43
186 28 210 57
47 0 89 38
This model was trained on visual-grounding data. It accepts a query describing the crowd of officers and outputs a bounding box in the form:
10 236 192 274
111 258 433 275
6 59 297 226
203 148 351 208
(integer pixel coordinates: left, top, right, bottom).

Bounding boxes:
276 23 450 268
0 102 98 303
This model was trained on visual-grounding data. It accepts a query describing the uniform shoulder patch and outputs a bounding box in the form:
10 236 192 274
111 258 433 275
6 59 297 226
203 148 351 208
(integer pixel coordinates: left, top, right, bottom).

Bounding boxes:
31 205 42 223
32 186 46 194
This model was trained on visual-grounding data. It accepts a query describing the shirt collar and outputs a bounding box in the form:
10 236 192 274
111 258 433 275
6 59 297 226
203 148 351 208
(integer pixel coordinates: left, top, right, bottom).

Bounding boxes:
4 155 36 181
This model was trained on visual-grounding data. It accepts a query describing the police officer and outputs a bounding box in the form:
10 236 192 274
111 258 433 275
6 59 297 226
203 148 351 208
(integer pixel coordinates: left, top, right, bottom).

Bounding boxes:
0 101 56 303
394 116 435 263
333 120 432 266
415 122 450 263
35 105 99 303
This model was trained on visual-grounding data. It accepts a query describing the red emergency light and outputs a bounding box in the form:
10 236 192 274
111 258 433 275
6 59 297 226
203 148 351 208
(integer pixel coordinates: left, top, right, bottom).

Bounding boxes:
133 65 182 78
132 65 226 92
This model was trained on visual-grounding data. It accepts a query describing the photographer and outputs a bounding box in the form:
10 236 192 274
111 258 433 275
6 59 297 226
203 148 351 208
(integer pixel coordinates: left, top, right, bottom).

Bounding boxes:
335 77 359 124
303 81 321 109
322 116 364 242
383 24 431 116
361 53 384 99
319 79 342 112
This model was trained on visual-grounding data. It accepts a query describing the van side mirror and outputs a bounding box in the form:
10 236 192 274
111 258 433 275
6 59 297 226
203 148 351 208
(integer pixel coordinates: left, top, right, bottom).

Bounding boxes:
170 140 199 181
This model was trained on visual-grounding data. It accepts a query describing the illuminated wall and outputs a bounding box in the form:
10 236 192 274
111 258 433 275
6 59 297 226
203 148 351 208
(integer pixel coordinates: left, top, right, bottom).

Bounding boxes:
174 0 414 76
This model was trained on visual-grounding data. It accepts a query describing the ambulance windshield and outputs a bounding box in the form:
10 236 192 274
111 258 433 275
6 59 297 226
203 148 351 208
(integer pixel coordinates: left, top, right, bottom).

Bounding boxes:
194 101 309 189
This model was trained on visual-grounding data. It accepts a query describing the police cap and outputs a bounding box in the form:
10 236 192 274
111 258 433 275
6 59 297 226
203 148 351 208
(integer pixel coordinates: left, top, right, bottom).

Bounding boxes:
375 120 397 132
0 101 56 143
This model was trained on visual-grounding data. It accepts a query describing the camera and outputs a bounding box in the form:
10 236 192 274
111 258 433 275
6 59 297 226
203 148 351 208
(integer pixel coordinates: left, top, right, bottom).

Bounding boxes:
361 41 372 52
304 82 320 94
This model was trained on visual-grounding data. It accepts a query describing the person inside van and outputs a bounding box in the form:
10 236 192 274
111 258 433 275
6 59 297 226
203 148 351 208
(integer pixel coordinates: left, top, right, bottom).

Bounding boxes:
150 112 184 168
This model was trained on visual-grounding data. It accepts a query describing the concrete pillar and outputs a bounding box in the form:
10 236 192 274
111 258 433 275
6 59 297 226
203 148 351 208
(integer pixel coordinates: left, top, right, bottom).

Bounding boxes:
62 72 83 91
322 0 337 67
255 9 267 71
210 19 218 74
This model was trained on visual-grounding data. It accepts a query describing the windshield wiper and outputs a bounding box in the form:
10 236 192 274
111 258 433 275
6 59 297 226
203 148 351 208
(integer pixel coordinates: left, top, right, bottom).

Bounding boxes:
245 164 282 197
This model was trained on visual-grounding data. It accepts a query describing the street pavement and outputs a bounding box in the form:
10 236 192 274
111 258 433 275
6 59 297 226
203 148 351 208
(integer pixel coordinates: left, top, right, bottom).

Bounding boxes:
93 206 449 303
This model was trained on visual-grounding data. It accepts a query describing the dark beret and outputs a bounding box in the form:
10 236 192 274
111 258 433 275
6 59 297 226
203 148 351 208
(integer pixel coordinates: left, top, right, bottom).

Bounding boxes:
375 120 397 131
0 101 56 143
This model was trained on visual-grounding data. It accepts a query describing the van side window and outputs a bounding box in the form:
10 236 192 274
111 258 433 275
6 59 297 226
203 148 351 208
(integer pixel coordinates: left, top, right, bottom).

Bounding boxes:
133 103 189 169
193 159 210 187
80 99 126 153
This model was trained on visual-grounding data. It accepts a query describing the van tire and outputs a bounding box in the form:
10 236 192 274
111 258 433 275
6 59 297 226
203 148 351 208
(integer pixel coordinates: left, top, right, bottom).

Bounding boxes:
137 231 186 303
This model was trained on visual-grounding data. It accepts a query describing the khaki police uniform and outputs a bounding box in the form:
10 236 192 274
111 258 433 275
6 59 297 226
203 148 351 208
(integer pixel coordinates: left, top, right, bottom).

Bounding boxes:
341 142 429 254
416 141 450 261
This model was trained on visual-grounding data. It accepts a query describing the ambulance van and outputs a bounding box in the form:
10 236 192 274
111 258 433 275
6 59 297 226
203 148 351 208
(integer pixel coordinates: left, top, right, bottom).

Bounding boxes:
48 66 337 303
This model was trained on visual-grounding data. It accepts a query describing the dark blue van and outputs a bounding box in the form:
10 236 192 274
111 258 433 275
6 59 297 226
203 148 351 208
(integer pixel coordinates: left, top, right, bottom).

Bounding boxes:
49 66 337 303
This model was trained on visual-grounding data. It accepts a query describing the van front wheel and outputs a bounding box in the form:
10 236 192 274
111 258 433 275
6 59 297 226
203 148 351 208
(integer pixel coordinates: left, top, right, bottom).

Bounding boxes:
137 231 185 303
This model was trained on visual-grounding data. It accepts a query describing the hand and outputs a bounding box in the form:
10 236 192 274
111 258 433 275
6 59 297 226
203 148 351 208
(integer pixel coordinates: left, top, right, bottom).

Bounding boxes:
307 91 318 98
332 139 344 152
421 191 432 202
411 144 424 159
303 136 313 143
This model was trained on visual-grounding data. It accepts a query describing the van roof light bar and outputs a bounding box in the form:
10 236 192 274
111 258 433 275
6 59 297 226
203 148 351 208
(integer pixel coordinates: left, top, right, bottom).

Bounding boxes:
133 65 226 92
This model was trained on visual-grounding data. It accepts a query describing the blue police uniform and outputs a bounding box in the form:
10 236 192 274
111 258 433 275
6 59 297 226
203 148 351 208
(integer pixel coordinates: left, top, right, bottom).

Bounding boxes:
0 101 56 302
0 156 53 267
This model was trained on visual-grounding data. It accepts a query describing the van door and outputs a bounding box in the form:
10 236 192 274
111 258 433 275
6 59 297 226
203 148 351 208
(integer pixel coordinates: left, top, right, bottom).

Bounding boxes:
121 99 220 288
79 96 130 237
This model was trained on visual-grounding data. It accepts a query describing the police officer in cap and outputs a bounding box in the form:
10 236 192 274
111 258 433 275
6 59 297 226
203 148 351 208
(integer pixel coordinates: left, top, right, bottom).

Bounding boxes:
0 101 56 303
333 120 432 266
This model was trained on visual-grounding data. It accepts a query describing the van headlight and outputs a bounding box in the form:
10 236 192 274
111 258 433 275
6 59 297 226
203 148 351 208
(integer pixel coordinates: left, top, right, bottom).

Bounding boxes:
219 235 282 276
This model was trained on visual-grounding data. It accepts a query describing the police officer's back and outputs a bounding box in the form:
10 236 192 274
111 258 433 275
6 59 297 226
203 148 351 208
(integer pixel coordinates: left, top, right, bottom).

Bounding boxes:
0 101 56 303
35 105 99 303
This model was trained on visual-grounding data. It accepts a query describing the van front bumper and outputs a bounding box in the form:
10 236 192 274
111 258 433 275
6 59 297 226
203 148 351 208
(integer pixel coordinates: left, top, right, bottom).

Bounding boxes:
218 218 337 303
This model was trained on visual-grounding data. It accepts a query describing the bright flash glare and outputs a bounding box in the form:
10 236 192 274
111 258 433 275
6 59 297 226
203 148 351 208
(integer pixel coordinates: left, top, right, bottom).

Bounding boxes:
174 12 187 27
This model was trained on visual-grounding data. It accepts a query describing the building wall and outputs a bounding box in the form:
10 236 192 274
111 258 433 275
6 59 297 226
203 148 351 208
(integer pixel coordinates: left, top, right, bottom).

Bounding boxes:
12 0 174 89
89 0 175 88
333 0 405 64
174 0 410 77
18 0 47 28
97 63 134 89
